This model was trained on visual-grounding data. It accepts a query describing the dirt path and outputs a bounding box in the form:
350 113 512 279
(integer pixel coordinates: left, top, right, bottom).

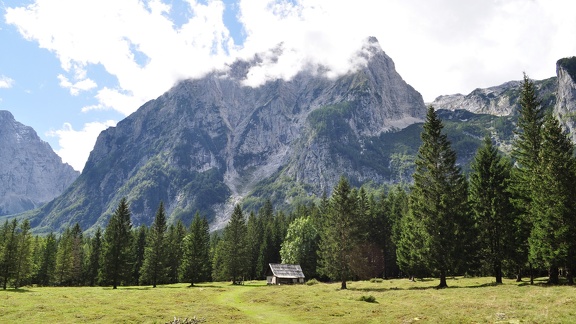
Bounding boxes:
215 284 300 323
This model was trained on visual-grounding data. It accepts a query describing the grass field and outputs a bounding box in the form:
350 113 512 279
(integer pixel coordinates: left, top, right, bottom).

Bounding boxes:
1 277 576 323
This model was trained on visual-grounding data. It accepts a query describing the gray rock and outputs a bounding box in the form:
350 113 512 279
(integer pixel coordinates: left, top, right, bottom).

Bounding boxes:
0 110 79 216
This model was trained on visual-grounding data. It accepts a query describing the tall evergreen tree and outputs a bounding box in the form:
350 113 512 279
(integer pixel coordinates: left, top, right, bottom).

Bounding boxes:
510 73 545 282
140 202 168 287
180 212 211 286
37 233 58 286
165 220 186 283
318 176 358 289
246 211 263 280
13 220 33 288
131 225 147 285
397 106 473 288
85 227 102 286
221 205 249 284
101 198 133 289
469 137 516 284
529 115 576 284
0 219 19 289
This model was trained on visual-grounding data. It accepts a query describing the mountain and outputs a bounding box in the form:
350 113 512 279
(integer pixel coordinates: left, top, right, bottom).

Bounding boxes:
0 110 79 216
430 77 557 116
26 38 427 233
554 57 576 143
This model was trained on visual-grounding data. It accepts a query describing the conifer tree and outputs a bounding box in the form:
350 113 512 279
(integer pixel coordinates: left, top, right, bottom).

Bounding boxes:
510 73 545 281
37 233 57 286
140 202 168 287
221 205 248 284
101 198 133 289
0 219 19 289
469 137 516 284
529 115 576 284
131 225 147 285
318 176 357 289
180 212 211 286
397 106 473 288
13 220 33 288
85 227 102 286
246 211 263 279
165 220 186 283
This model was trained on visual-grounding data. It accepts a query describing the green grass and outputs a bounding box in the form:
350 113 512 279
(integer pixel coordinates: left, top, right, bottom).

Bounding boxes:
2 277 576 323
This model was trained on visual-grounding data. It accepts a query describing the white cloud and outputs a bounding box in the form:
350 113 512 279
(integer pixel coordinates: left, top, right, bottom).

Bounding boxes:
47 120 117 171
57 74 97 95
6 0 576 107
0 75 15 88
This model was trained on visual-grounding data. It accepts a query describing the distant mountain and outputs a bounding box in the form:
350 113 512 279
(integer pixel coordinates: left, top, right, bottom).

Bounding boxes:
0 110 79 216
553 57 576 143
429 78 557 116
26 37 428 233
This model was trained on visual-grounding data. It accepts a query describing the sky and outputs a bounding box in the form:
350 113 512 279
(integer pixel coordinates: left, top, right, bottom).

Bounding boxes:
1 0 575 172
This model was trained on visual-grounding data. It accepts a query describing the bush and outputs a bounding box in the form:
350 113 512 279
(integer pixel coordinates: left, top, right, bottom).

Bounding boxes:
370 278 383 283
306 279 319 286
358 295 377 303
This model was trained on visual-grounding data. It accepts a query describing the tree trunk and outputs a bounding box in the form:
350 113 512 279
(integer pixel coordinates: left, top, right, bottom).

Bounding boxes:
516 267 522 282
438 270 448 288
548 266 559 285
494 263 502 284
529 263 534 285
567 267 574 285
341 280 347 290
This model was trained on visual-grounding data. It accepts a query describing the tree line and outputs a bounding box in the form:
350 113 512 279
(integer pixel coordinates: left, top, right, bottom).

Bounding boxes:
1 74 574 290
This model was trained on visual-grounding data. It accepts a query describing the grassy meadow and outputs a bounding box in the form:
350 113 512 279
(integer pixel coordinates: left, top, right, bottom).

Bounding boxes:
1 276 576 323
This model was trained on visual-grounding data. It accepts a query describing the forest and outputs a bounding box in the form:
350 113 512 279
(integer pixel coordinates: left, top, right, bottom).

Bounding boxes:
1 74 575 290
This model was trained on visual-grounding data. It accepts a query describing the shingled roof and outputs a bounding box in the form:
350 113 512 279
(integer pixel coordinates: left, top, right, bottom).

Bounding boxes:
268 263 305 279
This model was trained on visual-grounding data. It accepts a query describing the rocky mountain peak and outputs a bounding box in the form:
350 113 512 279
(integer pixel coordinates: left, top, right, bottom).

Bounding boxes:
554 57 576 142
0 110 79 216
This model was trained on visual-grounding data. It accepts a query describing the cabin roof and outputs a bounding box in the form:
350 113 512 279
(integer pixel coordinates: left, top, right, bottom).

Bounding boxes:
268 263 305 279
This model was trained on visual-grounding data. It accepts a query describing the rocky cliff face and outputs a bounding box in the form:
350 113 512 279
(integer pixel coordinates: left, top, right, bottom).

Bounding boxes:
430 78 557 115
28 38 427 233
0 111 79 216
554 57 576 142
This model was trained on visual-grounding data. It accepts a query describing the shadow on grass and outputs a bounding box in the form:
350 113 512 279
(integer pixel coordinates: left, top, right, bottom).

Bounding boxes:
0 288 32 293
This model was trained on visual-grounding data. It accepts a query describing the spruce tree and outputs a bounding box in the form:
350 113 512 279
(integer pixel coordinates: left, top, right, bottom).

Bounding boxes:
1 219 19 289
131 225 147 285
13 220 33 288
165 220 186 283
101 198 133 289
221 205 248 284
529 115 576 284
180 212 211 286
318 176 357 289
86 227 102 286
37 232 58 286
469 137 516 284
510 73 545 282
246 211 263 280
397 106 473 288
140 202 168 287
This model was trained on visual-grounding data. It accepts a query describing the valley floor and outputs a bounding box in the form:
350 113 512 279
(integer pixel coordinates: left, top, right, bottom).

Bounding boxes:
1 277 575 323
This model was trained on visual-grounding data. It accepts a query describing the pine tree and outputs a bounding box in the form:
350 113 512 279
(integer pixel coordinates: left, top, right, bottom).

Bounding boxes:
529 115 576 284
318 176 357 289
131 225 147 285
140 202 168 287
510 73 545 282
37 233 58 286
246 211 263 280
397 106 473 288
85 227 102 286
221 205 248 284
180 212 211 286
101 198 133 289
13 220 33 288
165 220 186 283
469 137 516 284
1 219 19 289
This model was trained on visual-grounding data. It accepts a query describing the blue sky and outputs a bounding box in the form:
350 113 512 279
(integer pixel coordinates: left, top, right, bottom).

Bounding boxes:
1 0 575 171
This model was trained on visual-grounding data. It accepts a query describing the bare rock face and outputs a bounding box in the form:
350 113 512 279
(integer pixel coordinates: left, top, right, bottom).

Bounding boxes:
0 111 79 216
27 38 427 233
430 78 557 116
554 57 576 142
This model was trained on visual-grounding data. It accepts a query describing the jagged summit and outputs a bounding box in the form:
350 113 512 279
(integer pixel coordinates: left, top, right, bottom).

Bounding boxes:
25 42 426 233
0 110 79 216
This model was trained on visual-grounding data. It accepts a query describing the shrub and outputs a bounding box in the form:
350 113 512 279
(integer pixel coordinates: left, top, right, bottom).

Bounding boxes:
358 295 377 303
306 279 319 286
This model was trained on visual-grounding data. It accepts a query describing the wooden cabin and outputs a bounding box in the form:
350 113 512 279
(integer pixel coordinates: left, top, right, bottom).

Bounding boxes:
266 263 305 285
